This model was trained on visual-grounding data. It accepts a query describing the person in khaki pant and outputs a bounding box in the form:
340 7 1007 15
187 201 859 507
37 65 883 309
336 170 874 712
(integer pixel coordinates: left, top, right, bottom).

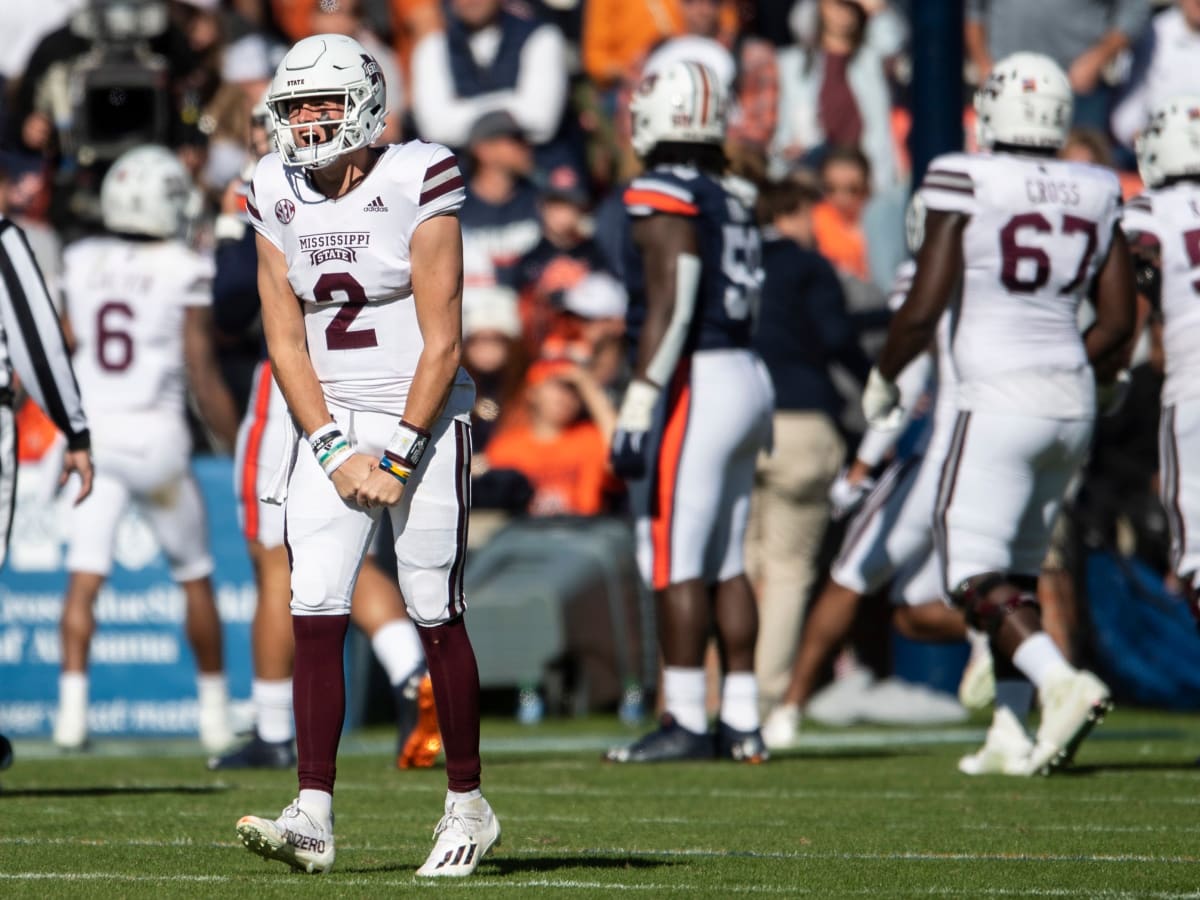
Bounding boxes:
748 178 871 714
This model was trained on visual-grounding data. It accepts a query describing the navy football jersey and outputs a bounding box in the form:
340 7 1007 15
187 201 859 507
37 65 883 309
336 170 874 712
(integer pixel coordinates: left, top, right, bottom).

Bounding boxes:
621 165 763 357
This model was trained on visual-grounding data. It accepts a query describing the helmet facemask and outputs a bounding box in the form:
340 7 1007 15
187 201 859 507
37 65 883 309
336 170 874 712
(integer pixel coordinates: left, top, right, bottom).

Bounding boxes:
270 86 373 170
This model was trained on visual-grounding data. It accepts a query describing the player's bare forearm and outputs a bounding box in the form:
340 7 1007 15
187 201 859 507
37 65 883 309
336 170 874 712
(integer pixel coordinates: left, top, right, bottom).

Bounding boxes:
876 210 964 380
1085 226 1138 381
631 215 698 386
406 214 464 428
256 234 333 435
184 306 239 449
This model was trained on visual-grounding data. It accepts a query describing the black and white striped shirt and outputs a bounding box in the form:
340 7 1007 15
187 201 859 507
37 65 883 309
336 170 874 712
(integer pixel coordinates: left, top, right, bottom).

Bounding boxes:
0 216 89 450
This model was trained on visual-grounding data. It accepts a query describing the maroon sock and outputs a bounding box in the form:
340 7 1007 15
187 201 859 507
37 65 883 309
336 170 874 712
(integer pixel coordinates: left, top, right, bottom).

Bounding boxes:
293 614 350 794
418 616 481 792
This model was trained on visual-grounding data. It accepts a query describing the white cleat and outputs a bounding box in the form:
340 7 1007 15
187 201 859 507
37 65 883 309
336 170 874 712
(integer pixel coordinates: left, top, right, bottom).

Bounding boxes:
957 644 996 712
957 707 1035 776
236 799 335 874
416 795 500 878
761 704 801 750
1027 669 1112 775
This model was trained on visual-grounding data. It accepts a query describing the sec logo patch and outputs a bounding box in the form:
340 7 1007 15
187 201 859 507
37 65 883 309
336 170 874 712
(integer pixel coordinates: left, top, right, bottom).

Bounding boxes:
275 199 296 224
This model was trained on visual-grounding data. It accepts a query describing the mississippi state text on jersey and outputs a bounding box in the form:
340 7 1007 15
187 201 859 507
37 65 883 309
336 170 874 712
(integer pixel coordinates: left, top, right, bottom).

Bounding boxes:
63 237 213 417
622 165 763 357
247 141 472 415
920 152 1122 416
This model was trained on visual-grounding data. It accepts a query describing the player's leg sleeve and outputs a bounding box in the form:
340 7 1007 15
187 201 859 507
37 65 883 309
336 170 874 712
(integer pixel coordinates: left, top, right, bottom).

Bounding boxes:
285 439 377 616
145 471 215 582
391 419 470 626
65 472 129 576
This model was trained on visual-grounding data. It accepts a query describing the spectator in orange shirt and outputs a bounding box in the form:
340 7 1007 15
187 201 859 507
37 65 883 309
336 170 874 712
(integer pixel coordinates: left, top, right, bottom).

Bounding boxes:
486 358 617 516
812 146 871 282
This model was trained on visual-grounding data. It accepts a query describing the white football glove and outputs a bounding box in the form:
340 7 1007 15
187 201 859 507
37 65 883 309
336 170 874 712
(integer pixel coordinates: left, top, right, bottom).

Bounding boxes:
828 467 875 522
862 367 903 429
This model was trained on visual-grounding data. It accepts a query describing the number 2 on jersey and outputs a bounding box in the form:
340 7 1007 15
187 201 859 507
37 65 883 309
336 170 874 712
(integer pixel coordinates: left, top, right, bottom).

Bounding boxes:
999 213 1097 295
314 272 378 350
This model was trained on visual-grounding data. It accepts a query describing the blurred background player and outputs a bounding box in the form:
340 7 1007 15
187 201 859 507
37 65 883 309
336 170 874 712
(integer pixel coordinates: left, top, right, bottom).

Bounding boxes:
53 144 238 753
209 100 440 772
1123 96 1200 624
0 201 94 772
864 52 1136 776
234 34 497 877
605 61 774 764
761 195 976 753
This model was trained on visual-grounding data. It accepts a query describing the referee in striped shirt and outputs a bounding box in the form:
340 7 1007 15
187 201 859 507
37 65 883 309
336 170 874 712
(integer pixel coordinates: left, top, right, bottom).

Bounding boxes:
0 214 93 770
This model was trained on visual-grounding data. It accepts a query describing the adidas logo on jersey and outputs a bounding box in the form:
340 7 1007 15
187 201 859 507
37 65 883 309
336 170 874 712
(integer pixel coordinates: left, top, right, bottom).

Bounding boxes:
364 195 388 212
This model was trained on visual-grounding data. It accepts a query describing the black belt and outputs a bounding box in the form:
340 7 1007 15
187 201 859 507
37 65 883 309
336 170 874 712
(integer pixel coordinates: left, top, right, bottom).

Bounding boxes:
0 385 12 407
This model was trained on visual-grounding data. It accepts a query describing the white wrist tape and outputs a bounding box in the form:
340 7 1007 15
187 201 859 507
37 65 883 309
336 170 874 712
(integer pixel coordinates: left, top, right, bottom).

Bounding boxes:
384 420 431 470
309 422 353 477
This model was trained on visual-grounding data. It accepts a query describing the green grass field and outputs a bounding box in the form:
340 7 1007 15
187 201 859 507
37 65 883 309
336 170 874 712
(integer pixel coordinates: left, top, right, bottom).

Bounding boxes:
2 709 1200 898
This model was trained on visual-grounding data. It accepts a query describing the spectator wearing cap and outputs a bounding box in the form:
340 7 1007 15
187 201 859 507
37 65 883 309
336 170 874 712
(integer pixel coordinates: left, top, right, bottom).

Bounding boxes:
748 176 872 716
557 271 628 394
461 283 527 453
485 357 617 517
459 109 542 286
310 0 405 142
411 0 576 174
508 164 612 349
1112 0 1200 156
965 0 1150 132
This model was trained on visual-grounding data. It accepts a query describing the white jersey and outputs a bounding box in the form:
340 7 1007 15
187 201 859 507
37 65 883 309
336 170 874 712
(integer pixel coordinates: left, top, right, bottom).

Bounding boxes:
919 152 1122 417
63 236 212 418
1121 183 1200 404
248 141 473 416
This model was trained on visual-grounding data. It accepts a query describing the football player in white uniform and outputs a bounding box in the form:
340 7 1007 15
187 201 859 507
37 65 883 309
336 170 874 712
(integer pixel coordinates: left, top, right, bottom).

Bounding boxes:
1124 96 1200 623
233 34 498 877
211 100 442 774
54 145 240 753
761 199 978 752
865 52 1137 776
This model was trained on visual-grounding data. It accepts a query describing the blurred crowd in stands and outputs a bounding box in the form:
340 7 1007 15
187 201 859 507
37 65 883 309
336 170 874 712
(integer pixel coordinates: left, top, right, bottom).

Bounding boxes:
0 0 1191 698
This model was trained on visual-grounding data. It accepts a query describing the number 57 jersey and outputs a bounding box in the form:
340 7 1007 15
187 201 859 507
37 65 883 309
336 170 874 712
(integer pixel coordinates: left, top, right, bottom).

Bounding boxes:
919 152 1122 417
248 142 472 416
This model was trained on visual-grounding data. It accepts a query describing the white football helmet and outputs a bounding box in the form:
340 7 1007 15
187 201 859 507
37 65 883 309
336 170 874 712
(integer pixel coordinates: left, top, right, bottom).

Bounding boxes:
974 52 1072 151
266 33 386 169
630 60 727 158
100 144 194 239
1136 95 1200 188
